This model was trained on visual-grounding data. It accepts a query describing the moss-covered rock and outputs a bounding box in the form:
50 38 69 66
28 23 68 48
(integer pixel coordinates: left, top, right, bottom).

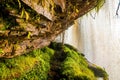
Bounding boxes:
0 0 105 58
0 47 54 80
61 46 96 80
0 42 108 80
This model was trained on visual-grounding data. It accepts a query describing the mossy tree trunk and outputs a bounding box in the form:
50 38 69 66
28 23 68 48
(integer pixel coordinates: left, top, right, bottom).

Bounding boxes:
0 0 104 58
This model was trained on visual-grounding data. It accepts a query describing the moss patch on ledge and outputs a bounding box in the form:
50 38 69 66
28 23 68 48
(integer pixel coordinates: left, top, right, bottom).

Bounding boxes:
61 46 96 80
0 47 54 80
0 42 108 80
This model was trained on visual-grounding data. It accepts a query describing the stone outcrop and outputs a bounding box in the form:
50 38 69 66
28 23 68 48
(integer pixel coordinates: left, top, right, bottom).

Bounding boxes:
0 0 104 58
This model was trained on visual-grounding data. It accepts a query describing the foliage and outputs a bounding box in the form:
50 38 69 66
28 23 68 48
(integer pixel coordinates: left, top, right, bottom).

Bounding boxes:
61 46 96 80
95 0 105 12
15 47 54 80
0 47 54 80
88 64 108 80
0 0 41 31
0 42 108 80
0 56 37 79
49 42 108 80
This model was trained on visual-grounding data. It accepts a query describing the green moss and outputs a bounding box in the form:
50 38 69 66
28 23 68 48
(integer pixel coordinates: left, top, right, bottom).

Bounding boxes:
15 47 54 80
88 64 108 80
61 46 96 80
0 47 54 80
0 56 37 79
0 42 108 80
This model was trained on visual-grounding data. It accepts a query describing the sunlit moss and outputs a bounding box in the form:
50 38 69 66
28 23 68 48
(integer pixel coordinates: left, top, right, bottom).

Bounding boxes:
0 42 108 80
61 46 96 80
0 56 37 79
0 47 54 80
16 47 54 80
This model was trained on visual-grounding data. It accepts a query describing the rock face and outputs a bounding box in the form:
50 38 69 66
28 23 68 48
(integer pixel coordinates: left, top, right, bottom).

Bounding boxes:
0 0 104 58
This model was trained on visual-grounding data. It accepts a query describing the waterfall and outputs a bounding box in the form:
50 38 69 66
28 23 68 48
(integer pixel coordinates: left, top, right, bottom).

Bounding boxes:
56 0 120 80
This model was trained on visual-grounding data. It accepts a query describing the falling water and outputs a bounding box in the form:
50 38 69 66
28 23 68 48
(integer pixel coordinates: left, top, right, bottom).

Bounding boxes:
56 0 120 80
